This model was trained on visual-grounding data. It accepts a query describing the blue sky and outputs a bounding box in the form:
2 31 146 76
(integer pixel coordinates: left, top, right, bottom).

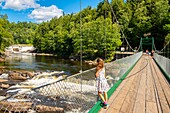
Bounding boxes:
0 0 102 23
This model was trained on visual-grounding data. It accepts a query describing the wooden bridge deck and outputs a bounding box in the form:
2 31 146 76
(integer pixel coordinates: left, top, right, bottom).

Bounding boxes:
99 55 170 113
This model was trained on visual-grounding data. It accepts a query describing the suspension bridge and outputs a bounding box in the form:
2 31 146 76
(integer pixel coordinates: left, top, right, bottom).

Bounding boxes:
0 0 170 113
0 36 169 113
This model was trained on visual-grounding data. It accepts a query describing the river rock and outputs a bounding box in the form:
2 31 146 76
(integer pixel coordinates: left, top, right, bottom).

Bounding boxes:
0 83 10 89
0 78 8 83
84 60 97 65
35 105 64 113
14 70 34 78
8 72 27 80
23 71 34 78
0 90 6 96
0 69 4 75
0 101 32 112
0 73 9 79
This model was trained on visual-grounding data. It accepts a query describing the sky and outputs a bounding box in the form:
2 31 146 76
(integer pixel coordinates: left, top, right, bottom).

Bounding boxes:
0 0 103 23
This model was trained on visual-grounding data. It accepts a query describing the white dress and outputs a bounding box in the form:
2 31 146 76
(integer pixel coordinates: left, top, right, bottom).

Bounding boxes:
96 68 109 93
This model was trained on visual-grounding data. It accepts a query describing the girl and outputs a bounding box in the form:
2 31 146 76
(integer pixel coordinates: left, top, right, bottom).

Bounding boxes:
96 58 109 108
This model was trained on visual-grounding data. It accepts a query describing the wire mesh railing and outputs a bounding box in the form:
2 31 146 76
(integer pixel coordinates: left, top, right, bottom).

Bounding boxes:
153 53 170 77
0 52 142 113
153 40 170 78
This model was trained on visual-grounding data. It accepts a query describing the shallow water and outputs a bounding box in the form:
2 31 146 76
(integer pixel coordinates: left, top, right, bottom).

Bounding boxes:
0 54 95 75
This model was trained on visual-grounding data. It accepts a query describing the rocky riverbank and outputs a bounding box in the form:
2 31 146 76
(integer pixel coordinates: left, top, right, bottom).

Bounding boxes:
0 69 35 95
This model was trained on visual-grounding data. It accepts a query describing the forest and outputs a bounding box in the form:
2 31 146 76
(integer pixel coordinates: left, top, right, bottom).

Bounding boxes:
0 0 169 60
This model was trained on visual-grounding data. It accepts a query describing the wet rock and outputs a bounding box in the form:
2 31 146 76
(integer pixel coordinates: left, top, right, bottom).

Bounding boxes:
14 70 34 78
0 70 3 75
24 71 34 78
35 105 64 113
4 80 21 85
85 60 97 65
0 101 32 112
0 78 8 83
0 83 10 89
0 90 6 96
57 102 81 111
0 100 64 113
8 72 27 80
0 73 9 79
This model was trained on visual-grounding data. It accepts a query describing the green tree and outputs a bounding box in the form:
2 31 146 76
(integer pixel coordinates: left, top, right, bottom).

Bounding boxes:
0 17 13 53
10 21 37 44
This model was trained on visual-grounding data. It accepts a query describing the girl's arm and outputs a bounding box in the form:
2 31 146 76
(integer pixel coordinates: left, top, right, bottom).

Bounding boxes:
95 70 99 78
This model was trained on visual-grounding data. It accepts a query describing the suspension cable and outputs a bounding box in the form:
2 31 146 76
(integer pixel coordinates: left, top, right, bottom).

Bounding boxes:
105 0 135 52
136 38 142 52
99 0 107 61
160 40 170 52
104 1 107 61
79 0 83 107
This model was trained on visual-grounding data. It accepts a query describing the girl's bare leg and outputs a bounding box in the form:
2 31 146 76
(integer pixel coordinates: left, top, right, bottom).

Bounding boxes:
104 92 108 102
98 92 105 102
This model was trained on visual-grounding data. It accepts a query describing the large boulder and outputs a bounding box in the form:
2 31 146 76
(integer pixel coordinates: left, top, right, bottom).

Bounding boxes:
8 72 27 80
8 70 34 81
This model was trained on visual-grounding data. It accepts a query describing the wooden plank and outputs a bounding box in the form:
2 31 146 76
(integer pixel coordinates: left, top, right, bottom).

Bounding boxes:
107 77 129 104
121 57 147 113
110 60 143 112
99 55 170 113
146 102 158 113
146 59 155 102
150 59 170 113
149 58 163 113
132 70 146 113
99 77 131 113
154 83 163 113
146 58 158 113
151 59 170 105
119 64 144 113
105 107 119 113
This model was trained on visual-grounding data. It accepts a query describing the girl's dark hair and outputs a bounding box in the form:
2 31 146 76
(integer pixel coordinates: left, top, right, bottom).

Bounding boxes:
97 58 103 63
96 58 104 71
97 58 100 63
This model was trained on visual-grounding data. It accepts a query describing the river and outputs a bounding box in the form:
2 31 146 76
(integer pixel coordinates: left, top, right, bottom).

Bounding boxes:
0 54 95 76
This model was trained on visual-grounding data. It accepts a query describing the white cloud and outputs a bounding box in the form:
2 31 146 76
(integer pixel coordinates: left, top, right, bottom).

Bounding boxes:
28 5 63 23
0 0 5 7
2 0 40 10
0 0 63 23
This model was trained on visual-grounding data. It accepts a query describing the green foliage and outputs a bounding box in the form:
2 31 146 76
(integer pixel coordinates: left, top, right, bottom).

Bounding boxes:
0 17 13 53
125 0 169 49
0 0 169 60
9 22 38 44
73 17 121 59
33 5 122 59
163 13 170 42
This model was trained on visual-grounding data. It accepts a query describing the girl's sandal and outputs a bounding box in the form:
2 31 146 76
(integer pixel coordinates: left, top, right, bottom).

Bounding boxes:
103 103 109 109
